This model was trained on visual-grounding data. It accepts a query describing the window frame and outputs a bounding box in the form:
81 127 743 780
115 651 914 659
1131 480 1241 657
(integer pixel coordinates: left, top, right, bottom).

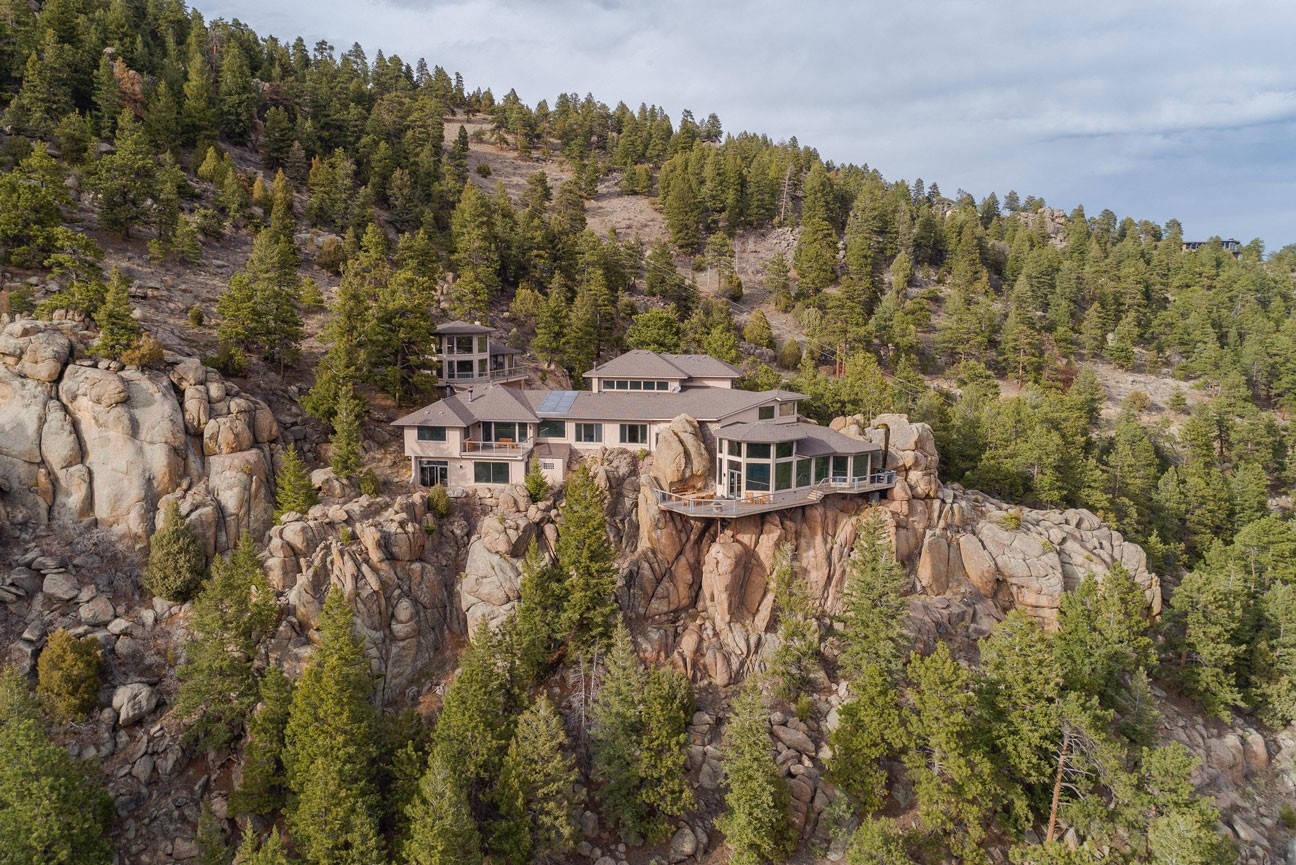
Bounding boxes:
574 422 603 443
758 405 775 420
416 425 447 442
473 461 510 484
620 423 649 445
537 420 566 439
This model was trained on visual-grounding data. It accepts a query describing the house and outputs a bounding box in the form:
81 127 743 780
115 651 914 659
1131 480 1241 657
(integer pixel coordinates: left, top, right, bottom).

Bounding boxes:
434 321 526 391
393 349 897 517
1182 238 1242 258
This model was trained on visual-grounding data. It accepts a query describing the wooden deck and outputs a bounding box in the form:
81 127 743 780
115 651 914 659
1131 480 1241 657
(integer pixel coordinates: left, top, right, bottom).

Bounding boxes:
654 472 897 518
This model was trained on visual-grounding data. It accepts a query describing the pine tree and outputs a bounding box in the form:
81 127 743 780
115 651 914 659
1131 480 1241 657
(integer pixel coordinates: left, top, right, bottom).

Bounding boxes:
182 44 216 147
275 443 318 519
282 589 381 865
828 663 901 815
1052 566 1152 704
217 42 256 142
230 666 294 818
233 829 288 865
717 680 793 865
91 110 158 238
793 216 837 294
556 463 619 651
36 628 103 722
662 168 701 253
491 696 580 864
195 798 231 865
838 512 908 681
175 534 280 752
768 549 820 701
902 643 1001 859
93 267 143 359
260 107 295 169
404 750 483 865
430 622 514 798
144 500 208 601
329 391 364 479
742 309 775 349
93 52 121 138
0 671 114 863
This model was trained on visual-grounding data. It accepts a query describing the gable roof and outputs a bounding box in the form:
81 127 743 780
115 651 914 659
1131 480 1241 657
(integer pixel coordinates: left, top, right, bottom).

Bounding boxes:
715 421 878 454
583 350 742 381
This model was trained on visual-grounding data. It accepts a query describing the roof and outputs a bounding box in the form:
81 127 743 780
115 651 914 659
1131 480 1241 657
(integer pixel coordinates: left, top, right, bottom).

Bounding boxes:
521 387 802 423
583 350 742 381
533 442 573 464
392 385 539 427
489 340 523 357
715 421 879 455
435 320 493 335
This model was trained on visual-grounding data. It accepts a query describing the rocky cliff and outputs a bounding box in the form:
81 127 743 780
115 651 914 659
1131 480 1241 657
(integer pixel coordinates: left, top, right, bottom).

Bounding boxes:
0 316 280 555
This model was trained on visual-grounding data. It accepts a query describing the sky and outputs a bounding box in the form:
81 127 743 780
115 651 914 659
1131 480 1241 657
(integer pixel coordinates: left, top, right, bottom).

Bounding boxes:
201 0 1296 247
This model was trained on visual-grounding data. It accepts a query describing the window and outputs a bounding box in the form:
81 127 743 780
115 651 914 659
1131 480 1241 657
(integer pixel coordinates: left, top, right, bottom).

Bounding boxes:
779 401 796 417
833 455 849 480
745 462 771 492
538 420 566 439
629 380 642 391
775 441 794 460
416 426 446 442
476 335 488 352
620 423 648 445
450 336 475 354
477 358 488 375
727 439 742 456
758 405 775 420
796 458 812 487
452 359 474 378
473 461 510 484
775 461 793 491
853 455 869 479
746 442 771 460
485 421 526 443
814 456 829 483
575 423 602 443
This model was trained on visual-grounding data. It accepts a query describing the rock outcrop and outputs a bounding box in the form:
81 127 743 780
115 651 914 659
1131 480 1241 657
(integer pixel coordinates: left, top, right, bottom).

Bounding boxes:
625 411 1161 683
0 318 279 554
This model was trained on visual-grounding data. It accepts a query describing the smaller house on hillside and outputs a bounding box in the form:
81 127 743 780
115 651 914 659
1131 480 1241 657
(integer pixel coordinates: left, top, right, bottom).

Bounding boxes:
394 349 898 517
1182 238 1242 258
434 321 526 391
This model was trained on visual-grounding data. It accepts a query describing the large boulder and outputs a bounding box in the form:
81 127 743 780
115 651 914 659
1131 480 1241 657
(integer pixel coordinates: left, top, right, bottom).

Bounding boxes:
650 414 711 491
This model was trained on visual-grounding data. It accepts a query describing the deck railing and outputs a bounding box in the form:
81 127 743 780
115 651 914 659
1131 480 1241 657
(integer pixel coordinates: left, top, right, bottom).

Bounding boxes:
442 367 526 384
654 470 898 517
461 440 531 457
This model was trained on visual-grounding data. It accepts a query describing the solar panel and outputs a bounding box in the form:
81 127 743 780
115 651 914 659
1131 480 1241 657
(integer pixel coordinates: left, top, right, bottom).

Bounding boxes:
538 390 579 415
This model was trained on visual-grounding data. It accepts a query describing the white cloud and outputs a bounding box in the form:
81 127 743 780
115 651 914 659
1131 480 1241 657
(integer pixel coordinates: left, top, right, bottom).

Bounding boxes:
202 0 1296 243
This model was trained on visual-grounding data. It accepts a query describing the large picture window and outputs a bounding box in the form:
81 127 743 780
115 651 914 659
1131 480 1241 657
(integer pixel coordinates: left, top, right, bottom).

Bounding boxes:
775 461 793 491
853 454 869 478
575 423 602 443
473 462 510 484
745 462 771 492
416 426 446 441
538 420 566 439
620 423 648 445
796 458 812 487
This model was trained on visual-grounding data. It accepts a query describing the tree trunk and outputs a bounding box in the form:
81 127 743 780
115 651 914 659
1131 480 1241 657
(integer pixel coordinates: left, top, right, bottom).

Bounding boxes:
1046 730 1071 843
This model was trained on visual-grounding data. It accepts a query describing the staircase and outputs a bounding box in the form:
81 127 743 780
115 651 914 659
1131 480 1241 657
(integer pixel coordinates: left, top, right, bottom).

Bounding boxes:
805 489 825 503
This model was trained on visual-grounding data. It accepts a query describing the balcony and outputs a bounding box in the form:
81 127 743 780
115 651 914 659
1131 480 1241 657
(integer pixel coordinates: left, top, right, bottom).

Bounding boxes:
440 367 528 386
654 471 898 518
460 439 532 458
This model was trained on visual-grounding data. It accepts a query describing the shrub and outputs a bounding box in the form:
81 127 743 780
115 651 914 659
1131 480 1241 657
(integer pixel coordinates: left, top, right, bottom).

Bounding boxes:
194 207 225 240
316 235 347 274
338 525 354 545
427 484 452 519
1168 387 1188 413
37 628 103 722
358 469 380 497
475 163 492 178
119 332 165 367
204 341 247 377
777 339 803 370
524 457 549 503
188 305 205 328
794 693 814 723
999 509 1022 530
143 501 209 601
274 443 318 519
1281 803 1296 831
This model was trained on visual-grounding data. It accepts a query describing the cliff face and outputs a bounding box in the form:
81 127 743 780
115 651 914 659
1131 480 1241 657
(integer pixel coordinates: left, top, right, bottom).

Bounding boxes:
624 413 1161 685
0 317 280 555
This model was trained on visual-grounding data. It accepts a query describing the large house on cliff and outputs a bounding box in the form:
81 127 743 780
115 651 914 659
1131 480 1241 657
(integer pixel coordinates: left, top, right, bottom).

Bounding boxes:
393 349 897 517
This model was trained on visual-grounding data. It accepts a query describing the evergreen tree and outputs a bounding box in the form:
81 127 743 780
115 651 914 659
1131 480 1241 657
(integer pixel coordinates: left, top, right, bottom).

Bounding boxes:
793 216 837 293
217 42 256 142
93 267 143 359
175 534 280 752
1052 566 1152 704
195 798 232 865
0 671 114 864
430 622 514 798
626 308 683 352
36 628 103 722
143 499 208 601
233 829 288 865
329 391 364 479
182 44 216 147
491 696 581 864
216 224 304 370
90 110 158 238
662 168 701 253
902 643 1001 860
230 666 294 818
838 512 908 680
282 589 381 865
717 680 793 865
275 443 318 519
742 309 776 348
556 463 619 650
93 52 121 138
404 750 483 865
768 548 820 700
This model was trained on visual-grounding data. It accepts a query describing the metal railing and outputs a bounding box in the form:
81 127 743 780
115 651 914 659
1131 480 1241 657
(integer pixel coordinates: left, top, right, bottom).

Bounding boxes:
654 470 898 517
442 367 526 384
461 440 531 457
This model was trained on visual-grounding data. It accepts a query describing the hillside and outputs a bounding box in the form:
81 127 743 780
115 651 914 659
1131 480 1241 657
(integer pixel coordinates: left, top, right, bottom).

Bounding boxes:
1 3 1294 865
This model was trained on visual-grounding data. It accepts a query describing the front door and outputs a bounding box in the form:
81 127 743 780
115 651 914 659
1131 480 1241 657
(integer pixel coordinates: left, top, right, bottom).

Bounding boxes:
726 468 742 499
419 460 448 487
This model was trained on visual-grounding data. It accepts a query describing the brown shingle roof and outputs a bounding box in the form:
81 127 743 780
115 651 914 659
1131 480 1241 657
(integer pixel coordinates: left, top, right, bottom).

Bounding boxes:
520 387 805 423
392 384 539 427
434 320 493 335
715 421 879 455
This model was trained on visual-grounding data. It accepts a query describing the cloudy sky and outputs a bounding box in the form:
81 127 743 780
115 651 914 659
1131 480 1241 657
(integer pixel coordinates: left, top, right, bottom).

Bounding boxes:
203 0 1296 247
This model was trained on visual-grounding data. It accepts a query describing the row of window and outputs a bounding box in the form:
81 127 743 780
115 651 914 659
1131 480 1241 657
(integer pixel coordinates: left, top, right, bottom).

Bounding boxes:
443 335 490 355
419 422 650 445
599 379 673 391
718 454 872 493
